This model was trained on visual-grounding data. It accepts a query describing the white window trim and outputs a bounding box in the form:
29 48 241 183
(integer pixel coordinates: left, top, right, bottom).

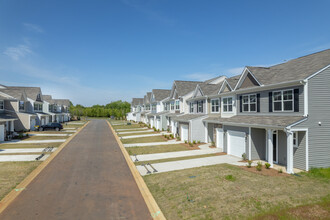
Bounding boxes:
189 102 194 113
197 100 203 113
293 131 298 148
222 96 233 113
242 94 257 113
210 98 220 113
273 89 294 112
175 100 180 110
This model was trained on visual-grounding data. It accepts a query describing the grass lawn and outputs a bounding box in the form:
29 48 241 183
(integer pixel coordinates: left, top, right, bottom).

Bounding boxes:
0 161 42 200
0 152 53 156
126 144 199 155
27 131 70 134
113 124 145 129
121 136 167 144
143 164 330 220
23 136 69 140
0 143 62 149
118 132 158 137
134 153 221 166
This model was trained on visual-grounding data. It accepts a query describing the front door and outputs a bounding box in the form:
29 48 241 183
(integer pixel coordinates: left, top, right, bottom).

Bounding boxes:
273 131 278 163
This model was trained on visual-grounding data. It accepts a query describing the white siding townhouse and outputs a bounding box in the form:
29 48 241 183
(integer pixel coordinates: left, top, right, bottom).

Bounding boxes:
0 89 18 141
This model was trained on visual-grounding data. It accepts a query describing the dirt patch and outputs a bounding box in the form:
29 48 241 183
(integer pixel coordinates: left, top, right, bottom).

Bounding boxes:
240 165 290 177
181 143 201 150
215 152 226 156
288 204 330 220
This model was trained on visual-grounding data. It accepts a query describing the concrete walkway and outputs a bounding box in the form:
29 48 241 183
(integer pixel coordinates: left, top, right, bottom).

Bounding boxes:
67 122 85 125
28 133 71 137
0 148 57 154
117 129 154 134
131 148 222 162
62 127 76 130
121 133 163 139
1 139 67 144
0 154 50 162
116 128 148 131
62 130 77 132
136 155 245 176
124 140 184 147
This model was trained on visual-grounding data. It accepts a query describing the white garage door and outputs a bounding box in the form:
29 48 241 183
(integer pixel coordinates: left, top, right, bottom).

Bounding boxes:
41 118 45 125
156 119 160 130
181 124 189 141
30 118 36 131
216 128 224 149
228 130 246 158
150 118 154 128
0 124 4 141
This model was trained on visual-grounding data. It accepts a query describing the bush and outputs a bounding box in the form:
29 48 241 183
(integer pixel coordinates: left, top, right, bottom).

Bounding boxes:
162 128 164 131
247 160 252 168
278 168 283 173
225 175 236 182
265 162 271 169
157 129 160 132
197 140 201 144
184 140 188 144
167 128 170 132
256 161 262 171
176 136 181 141
164 135 168 138
189 142 193 147
242 153 247 161
193 140 196 144
153 127 157 131
170 134 174 139
211 142 215 147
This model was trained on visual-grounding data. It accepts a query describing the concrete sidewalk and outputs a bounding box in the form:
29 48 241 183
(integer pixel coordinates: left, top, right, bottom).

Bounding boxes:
124 140 184 147
28 133 71 137
117 129 154 134
136 155 245 176
121 133 163 139
131 148 222 162
116 127 148 131
0 154 50 162
0 148 57 154
1 139 67 144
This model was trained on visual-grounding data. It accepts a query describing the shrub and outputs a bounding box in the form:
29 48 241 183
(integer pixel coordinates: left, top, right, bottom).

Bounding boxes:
242 153 247 161
278 168 283 173
265 162 271 169
211 142 215 147
225 175 236 182
164 135 168 138
247 160 252 168
189 142 193 147
170 134 174 139
167 128 170 132
153 127 157 131
256 161 262 171
157 129 160 132
184 140 188 144
197 140 201 144
162 128 164 131
176 136 181 141
193 140 196 144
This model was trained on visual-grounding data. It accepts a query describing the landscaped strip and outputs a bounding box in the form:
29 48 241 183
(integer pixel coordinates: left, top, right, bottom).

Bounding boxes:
0 121 90 214
107 120 166 220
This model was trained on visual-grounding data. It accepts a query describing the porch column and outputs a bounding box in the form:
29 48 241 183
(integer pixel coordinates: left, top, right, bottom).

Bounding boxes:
286 131 294 174
205 122 208 143
267 129 273 168
10 121 14 132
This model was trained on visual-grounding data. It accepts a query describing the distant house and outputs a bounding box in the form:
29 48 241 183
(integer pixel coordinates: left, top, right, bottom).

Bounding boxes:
0 90 18 141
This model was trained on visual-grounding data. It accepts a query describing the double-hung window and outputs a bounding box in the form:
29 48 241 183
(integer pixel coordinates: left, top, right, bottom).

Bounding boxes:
0 100 4 110
170 101 174 110
19 101 25 111
190 102 194 113
197 101 203 113
175 100 180 110
242 94 256 112
223 97 233 112
273 89 293 111
152 104 156 111
34 103 42 111
211 99 220 113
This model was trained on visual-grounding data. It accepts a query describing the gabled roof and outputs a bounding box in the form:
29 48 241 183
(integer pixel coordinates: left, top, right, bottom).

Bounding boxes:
152 89 171 102
0 88 28 100
3 86 43 101
131 98 144 106
53 99 71 107
144 92 152 105
236 49 330 90
171 80 202 98
203 75 226 84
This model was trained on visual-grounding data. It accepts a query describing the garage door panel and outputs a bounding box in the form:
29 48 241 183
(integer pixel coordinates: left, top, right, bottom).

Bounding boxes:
228 130 245 158
181 124 189 141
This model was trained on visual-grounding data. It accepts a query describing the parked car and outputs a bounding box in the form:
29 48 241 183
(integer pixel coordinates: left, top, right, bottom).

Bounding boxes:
39 123 63 131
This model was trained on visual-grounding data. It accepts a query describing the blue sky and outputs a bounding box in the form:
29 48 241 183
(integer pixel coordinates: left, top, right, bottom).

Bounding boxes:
1 0 330 106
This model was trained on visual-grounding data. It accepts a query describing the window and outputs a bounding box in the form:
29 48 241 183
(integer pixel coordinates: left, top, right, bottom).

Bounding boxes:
211 99 220 113
0 100 4 110
242 94 256 112
175 100 180 110
34 103 43 111
293 132 298 148
190 102 194 113
223 97 233 112
170 101 174 110
273 89 293 112
152 104 156 111
197 100 203 113
19 101 25 111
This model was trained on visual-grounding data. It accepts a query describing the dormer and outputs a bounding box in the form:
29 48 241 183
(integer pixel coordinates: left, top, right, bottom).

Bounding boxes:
218 79 233 94
234 67 262 90
192 84 204 98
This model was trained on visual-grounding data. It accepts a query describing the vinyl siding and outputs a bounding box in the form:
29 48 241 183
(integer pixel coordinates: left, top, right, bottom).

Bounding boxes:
293 131 306 170
251 128 266 160
237 85 304 116
295 66 330 169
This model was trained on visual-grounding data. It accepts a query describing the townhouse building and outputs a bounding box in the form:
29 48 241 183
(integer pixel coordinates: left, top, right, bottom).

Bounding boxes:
140 92 152 124
0 90 18 141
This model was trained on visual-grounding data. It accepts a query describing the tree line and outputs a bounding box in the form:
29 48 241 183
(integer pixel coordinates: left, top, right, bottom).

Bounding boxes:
69 100 130 119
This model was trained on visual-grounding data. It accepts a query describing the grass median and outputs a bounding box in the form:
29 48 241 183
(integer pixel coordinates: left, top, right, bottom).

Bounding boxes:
0 143 62 149
126 144 199 155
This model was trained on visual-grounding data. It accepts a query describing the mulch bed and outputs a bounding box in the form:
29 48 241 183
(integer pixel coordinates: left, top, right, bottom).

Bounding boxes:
182 143 202 150
239 165 290 177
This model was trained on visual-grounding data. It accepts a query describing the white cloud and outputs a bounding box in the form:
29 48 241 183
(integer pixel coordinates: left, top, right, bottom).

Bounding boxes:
225 67 244 76
23 23 44 33
3 45 32 60
184 73 217 81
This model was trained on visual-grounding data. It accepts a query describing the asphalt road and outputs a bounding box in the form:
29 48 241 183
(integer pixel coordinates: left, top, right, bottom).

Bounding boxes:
0 120 152 220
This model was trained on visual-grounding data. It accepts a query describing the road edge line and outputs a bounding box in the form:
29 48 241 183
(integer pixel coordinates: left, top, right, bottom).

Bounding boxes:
0 121 90 214
107 120 166 220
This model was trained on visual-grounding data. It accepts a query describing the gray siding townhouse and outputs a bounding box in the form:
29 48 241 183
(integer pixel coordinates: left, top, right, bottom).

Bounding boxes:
147 89 171 130
203 49 330 173
0 90 18 141
140 92 152 124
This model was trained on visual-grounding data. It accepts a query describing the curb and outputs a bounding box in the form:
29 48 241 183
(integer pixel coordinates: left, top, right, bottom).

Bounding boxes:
0 121 90 214
107 120 166 220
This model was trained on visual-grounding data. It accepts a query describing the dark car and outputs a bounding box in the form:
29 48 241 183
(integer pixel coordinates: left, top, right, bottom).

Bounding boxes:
39 122 63 131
